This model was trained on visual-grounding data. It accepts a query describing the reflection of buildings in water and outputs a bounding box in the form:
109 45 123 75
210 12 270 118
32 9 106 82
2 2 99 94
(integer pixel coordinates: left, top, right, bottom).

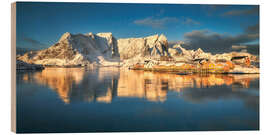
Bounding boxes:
22 68 259 104
231 75 255 89
117 71 259 102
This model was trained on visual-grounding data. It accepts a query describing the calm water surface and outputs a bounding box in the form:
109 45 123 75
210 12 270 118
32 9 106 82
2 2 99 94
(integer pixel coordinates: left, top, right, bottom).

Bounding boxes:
16 67 259 133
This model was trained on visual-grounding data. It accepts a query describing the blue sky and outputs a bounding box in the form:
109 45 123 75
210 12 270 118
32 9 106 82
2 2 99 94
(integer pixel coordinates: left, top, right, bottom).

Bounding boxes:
16 2 259 49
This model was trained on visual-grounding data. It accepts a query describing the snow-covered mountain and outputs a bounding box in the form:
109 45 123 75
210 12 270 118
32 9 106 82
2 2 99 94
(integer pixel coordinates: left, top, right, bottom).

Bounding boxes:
17 32 169 67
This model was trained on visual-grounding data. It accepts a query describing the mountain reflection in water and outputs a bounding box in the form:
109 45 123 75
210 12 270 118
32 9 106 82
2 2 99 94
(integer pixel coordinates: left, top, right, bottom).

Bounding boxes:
20 67 259 105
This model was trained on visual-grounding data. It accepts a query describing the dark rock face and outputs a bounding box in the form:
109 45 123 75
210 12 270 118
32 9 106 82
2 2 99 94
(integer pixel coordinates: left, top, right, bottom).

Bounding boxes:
16 60 44 70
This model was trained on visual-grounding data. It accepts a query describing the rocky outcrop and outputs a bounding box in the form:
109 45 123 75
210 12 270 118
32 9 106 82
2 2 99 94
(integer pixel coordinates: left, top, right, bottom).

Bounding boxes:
117 37 147 60
170 44 258 64
150 35 169 57
145 34 159 48
17 32 120 67
171 44 212 61
117 34 169 60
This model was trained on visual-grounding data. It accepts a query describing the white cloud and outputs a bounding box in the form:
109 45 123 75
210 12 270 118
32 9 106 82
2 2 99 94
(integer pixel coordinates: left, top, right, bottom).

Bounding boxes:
134 17 179 28
134 17 200 28
182 18 200 25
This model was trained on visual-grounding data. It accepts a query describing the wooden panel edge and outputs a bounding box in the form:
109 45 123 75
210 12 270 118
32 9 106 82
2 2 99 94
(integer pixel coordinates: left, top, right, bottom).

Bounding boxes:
11 2 16 133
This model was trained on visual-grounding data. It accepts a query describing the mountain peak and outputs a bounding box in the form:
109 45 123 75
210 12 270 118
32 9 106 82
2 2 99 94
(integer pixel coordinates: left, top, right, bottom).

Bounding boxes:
158 34 167 42
96 32 113 36
158 34 168 47
196 48 204 53
58 32 71 43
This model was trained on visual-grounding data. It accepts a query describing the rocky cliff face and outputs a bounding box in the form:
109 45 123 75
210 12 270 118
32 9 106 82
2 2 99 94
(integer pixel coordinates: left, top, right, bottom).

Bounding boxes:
117 34 169 60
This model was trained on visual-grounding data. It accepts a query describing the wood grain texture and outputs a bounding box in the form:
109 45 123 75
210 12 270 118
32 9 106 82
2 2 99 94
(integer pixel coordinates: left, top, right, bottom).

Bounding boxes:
11 2 16 133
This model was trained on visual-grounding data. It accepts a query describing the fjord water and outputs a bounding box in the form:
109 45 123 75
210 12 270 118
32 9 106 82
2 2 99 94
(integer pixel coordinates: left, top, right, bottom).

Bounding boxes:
16 67 259 133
